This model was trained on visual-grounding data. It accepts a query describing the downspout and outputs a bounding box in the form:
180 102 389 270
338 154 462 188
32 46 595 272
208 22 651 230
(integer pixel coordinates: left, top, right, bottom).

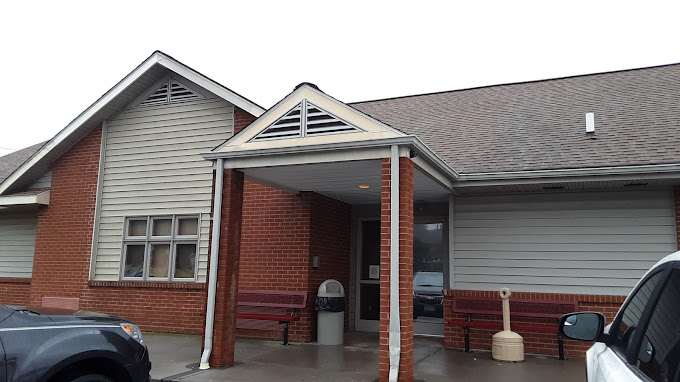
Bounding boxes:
388 145 401 382
200 158 224 370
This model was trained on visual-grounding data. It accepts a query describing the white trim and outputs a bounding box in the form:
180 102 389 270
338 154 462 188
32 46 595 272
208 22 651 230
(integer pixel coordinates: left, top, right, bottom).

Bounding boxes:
0 51 264 195
448 194 455 288
0 190 50 206
89 120 108 280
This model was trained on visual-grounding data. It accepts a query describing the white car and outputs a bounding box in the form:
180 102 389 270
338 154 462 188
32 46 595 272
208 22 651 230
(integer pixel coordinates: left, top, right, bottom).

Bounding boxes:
559 251 680 382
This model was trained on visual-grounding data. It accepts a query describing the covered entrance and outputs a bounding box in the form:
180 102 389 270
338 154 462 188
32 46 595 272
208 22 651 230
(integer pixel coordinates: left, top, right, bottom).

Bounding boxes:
200 83 456 382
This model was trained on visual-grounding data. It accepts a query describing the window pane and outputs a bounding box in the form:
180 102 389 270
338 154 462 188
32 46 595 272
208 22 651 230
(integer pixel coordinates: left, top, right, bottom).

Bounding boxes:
414 223 444 321
612 271 664 355
124 245 145 278
174 243 196 278
177 218 198 236
149 244 170 278
638 270 680 382
128 219 147 237
152 219 172 237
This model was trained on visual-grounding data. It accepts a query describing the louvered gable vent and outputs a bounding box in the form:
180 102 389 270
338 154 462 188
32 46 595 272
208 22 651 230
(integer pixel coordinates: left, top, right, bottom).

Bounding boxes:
305 102 357 135
139 79 202 107
254 103 303 140
253 101 359 141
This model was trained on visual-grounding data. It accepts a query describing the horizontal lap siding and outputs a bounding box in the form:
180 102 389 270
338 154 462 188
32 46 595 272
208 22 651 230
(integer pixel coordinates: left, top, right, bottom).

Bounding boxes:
93 97 234 282
0 212 37 278
453 189 676 295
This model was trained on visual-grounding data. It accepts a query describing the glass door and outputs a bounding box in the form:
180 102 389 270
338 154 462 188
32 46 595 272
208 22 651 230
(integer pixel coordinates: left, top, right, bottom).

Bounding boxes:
355 219 446 336
413 222 445 336
356 220 380 332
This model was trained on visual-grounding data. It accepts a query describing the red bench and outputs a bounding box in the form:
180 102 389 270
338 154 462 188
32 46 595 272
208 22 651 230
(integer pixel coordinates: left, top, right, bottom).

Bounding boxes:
236 289 307 345
451 298 576 360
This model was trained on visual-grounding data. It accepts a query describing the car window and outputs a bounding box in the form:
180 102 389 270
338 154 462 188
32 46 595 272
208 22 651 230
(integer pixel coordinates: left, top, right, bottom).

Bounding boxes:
636 269 680 382
611 270 665 357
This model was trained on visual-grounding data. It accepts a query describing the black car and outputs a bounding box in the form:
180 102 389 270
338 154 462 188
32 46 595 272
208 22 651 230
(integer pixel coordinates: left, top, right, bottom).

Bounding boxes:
0 305 150 382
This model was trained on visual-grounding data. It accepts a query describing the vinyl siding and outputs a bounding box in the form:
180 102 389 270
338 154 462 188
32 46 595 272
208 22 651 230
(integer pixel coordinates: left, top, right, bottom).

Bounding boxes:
93 94 234 282
452 189 676 295
29 171 51 189
0 212 37 278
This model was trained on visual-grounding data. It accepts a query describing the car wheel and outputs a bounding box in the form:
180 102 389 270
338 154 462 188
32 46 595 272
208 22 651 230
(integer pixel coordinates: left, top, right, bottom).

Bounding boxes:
67 374 113 382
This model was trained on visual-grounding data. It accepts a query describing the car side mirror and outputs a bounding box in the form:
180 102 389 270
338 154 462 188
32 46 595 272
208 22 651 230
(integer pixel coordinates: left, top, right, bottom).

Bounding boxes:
559 312 605 341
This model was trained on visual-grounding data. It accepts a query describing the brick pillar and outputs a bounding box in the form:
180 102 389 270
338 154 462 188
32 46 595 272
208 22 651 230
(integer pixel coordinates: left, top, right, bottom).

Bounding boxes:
379 157 414 382
675 186 680 250
209 169 245 367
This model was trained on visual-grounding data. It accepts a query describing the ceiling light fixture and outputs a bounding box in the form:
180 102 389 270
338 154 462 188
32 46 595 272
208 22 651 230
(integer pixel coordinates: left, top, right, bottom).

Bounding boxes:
357 184 370 190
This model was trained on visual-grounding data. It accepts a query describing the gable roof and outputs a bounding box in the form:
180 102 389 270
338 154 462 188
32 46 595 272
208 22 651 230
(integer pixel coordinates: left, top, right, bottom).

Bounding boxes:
0 51 265 195
0 142 45 184
352 63 680 175
213 83 404 154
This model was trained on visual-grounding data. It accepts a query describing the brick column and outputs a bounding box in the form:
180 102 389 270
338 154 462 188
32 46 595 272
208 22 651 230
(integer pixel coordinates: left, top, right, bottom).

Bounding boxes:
379 157 414 382
209 169 244 367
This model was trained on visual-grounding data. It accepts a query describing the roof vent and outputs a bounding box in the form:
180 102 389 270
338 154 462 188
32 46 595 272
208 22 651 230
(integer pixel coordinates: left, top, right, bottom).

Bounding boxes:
585 112 595 134
139 79 202 107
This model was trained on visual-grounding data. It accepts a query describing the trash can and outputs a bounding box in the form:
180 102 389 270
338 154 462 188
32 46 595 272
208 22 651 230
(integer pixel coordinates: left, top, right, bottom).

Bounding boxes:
316 279 345 345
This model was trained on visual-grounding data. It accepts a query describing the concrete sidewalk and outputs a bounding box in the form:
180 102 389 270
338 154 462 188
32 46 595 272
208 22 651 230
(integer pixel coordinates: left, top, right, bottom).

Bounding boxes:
146 333 584 382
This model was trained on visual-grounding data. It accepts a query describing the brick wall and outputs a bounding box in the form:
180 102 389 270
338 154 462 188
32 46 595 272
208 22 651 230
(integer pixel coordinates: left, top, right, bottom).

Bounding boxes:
236 180 352 342
30 127 102 305
234 107 257 134
443 289 625 359
307 192 352 336
0 278 31 305
83 282 206 333
237 179 313 341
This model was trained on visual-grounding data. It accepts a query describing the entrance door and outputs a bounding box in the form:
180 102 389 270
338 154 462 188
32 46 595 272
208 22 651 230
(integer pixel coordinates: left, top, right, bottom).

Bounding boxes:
356 220 446 335
356 220 380 332
413 222 445 336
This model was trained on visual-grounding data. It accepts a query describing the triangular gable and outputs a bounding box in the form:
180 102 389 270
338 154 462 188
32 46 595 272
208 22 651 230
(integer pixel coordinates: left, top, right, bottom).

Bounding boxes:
216 83 404 153
0 51 265 195
252 101 363 141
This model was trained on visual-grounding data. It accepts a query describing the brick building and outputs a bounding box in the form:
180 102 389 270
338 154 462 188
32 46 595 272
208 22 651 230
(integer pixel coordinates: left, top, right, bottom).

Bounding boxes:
1 51 680 381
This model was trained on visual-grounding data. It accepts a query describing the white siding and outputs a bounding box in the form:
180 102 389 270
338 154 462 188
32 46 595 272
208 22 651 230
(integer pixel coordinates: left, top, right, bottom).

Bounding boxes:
93 94 234 282
0 212 36 278
452 189 676 295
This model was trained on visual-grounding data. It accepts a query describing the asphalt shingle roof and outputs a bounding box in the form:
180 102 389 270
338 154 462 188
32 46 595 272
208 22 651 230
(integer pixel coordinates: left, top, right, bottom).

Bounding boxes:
351 63 680 174
0 142 44 184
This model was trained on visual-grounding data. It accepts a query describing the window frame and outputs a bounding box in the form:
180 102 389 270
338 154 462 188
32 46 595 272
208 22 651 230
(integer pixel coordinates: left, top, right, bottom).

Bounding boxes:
607 263 674 369
120 214 200 282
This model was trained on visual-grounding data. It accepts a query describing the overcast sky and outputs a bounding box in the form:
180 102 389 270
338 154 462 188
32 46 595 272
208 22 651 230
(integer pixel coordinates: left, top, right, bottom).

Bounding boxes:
1 1 679 155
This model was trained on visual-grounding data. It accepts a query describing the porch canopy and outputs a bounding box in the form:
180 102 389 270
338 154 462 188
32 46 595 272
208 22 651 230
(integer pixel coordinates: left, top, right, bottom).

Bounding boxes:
201 83 454 382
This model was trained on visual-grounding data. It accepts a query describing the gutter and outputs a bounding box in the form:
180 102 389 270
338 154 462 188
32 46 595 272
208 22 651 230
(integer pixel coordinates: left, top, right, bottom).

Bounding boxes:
205 135 680 189
199 158 224 370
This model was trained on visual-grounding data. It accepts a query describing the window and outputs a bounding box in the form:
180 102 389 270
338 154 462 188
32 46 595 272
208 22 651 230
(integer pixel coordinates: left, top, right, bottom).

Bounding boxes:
637 269 680 382
121 215 199 281
611 270 665 357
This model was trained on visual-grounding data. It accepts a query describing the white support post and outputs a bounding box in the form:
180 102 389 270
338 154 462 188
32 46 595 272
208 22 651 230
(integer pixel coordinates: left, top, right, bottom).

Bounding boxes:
388 145 401 382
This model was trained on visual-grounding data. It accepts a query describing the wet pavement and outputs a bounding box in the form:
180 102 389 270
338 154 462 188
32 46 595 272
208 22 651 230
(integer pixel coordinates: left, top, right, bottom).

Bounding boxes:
146 332 584 382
